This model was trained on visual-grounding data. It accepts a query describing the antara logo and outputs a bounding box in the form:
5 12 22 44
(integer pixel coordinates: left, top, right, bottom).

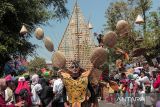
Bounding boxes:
117 97 145 102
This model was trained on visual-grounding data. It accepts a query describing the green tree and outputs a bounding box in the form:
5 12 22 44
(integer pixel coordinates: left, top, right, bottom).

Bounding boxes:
104 1 139 53
27 56 47 73
104 0 160 64
0 0 68 69
142 11 160 63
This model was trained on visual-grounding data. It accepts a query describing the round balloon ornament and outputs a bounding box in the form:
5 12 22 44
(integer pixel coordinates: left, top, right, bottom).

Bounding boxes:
43 36 54 52
103 31 117 48
34 27 44 40
52 51 66 68
116 20 129 37
90 47 108 68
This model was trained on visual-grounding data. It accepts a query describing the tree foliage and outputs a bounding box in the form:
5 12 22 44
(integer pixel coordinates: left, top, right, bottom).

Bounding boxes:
27 56 47 73
104 0 160 64
0 0 68 67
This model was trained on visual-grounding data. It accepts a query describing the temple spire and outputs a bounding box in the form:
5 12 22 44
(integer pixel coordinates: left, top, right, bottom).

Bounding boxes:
58 1 95 69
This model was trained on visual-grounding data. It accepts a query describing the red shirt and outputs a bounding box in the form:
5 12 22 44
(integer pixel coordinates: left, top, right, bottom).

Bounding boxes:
153 74 160 92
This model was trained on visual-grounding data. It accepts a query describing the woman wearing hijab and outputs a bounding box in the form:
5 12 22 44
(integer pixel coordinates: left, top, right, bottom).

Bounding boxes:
0 78 24 107
31 74 42 107
15 77 32 107
5 75 16 105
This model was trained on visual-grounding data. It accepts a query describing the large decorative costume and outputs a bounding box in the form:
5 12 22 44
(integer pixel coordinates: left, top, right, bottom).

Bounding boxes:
61 70 95 107
51 47 108 107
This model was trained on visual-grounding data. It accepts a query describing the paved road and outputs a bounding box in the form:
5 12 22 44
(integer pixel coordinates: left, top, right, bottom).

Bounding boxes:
98 101 155 107
98 101 124 107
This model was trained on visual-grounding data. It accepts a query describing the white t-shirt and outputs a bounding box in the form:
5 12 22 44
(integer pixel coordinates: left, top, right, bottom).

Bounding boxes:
134 67 143 74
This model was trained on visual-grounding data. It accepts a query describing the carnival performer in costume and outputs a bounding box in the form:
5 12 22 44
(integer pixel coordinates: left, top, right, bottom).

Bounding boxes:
51 47 109 107
60 60 96 107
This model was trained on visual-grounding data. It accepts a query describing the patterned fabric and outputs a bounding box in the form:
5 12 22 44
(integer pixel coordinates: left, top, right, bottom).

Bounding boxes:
61 71 90 106
5 87 14 105
107 83 114 93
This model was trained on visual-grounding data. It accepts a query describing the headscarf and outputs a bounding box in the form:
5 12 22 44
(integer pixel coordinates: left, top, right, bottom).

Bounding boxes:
5 75 13 81
31 84 42 105
31 74 39 86
15 77 31 95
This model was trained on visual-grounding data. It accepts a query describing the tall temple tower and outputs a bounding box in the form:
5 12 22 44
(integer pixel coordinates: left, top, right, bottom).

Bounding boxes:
58 1 95 69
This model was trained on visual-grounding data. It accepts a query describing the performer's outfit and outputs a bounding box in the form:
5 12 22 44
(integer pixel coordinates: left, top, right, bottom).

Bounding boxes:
61 70 96 107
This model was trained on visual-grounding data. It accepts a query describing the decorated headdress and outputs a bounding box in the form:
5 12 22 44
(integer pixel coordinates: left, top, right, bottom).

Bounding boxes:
70 60 80 68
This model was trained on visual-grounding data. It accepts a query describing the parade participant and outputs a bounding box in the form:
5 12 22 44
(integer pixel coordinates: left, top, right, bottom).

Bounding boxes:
60 60 96 107
116 59 125 72
153 70 160 103
143 62 150 72
31 74 42 107
153 71 160 91
15 77 32 107
52 76 64 107
136 71 150 91
5 75 15 105
119 74 129 94
0 78 24 107
152 70 160 106
39 78 54 107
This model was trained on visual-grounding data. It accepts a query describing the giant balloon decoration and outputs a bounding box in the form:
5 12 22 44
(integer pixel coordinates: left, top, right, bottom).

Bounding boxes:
43 36 54 52
34 27 44 40
52 51 66 68
90 47 108 68
116 20 129 37
103 31 117 48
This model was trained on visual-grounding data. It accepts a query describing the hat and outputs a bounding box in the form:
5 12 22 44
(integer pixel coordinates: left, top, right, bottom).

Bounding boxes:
70 60 80 68
5 75 13 81
18 77 25 81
